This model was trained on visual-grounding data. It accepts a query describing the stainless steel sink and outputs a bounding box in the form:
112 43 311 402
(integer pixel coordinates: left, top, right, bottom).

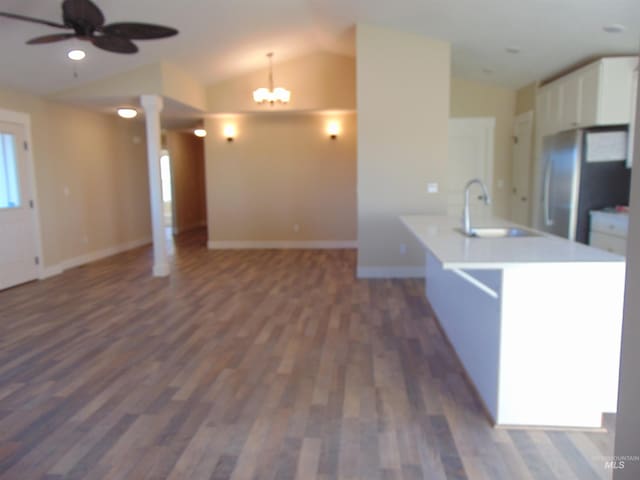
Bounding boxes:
456 227 540 238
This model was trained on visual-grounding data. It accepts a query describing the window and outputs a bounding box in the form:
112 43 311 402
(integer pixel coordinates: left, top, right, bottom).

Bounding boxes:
0 133 20 209
160 153 172 202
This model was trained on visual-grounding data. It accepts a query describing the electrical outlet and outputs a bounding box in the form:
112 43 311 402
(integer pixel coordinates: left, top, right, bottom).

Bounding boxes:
293 224 300 233
399 244 408 255
497 179 504 189
427 182 439 194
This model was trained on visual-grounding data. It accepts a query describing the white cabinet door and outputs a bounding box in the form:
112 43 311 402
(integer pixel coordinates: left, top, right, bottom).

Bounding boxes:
590 232 627 256
536 89 554 136
559 76 581 131
549 83 563 134
598 58 638 125
578 63 601 127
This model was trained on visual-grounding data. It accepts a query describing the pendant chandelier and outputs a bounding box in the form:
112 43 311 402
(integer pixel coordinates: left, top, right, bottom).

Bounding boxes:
253 52 291 105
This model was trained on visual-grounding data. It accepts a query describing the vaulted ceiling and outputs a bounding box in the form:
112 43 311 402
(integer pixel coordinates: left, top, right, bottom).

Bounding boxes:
0 0 638 95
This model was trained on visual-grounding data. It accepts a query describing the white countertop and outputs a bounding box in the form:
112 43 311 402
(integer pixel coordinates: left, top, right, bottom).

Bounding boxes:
401 214 625 269
590 209 629 220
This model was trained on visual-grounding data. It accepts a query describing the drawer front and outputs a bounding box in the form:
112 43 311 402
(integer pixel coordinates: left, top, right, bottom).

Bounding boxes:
590 213 629 238
589 231 627 256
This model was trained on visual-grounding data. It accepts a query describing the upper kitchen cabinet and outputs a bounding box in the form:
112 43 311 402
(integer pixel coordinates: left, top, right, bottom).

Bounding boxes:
537 57 638 136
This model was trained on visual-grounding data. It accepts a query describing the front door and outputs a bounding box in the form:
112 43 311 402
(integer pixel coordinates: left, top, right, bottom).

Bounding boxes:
0 120 39 290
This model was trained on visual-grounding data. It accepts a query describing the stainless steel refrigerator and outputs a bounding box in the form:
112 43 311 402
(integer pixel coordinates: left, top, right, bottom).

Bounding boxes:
536 127 631 243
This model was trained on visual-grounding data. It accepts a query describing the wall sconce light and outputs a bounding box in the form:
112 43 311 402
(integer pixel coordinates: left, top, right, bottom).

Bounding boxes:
194 129 207 138
327 121 340 140
223 124 237 142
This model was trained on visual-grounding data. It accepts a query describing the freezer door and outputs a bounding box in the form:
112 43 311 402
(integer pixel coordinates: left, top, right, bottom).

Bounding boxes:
540 130 581 239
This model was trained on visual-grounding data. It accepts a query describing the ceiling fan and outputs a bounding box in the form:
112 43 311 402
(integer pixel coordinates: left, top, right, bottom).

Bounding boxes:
0 0 178 54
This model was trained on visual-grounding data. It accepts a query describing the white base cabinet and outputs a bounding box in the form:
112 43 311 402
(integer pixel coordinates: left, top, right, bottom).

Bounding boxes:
426 251 625 428
589 211 629 256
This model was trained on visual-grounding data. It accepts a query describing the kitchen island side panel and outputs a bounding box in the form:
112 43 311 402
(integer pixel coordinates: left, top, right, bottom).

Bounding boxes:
426 251 503 421
498 262 625 427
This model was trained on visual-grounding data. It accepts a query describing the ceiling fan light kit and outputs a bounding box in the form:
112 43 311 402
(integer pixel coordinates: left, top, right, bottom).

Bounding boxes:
0 0 179 55
67 49 86 61
253 52 291 105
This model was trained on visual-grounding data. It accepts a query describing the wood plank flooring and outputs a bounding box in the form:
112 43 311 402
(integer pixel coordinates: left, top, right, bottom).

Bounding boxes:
0 229 616 479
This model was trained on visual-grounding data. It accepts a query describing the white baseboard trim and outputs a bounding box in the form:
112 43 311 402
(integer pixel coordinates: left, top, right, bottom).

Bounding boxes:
357 266 425 279
40 265 64 279
208 240 357 250
39 237 151 280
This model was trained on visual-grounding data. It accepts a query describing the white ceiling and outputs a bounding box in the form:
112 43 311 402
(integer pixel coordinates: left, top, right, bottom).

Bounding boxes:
0 0 638 95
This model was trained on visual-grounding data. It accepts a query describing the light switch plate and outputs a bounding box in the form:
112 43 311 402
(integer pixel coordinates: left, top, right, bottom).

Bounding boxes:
427 183 439 194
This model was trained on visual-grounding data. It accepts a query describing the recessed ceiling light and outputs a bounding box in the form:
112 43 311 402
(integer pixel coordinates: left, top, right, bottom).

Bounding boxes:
603 24 625 34
194 129 207 138
67 49 86 61
482 68 494 75
117 108 138 119
506 47 521 54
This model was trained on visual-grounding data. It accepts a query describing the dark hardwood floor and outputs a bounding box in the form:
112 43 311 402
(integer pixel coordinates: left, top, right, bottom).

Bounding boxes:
0 229 615 479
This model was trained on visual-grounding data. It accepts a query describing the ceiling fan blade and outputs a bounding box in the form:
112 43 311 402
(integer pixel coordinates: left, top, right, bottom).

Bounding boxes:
26 33 77 45
62 0 105 28
91 35 138 54
0 12 67 29
101 22 179 40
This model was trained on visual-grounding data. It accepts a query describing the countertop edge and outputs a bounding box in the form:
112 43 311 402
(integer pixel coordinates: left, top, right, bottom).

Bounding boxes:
401 215 626 267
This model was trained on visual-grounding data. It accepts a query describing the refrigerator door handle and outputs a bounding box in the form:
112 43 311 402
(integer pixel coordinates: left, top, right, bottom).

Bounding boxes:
543 158 554 226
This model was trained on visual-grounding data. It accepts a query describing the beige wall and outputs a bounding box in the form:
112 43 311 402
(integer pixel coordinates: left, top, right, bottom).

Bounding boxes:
517 82 539 226
161 63 207 111
357 24 450 274
205 113 356 243
0 85 151 268
206 52 356 113
613 74 640 480
516 83 539 222
450 77 517 219
54 62 207 111
166 132 207 232
54 63 164 100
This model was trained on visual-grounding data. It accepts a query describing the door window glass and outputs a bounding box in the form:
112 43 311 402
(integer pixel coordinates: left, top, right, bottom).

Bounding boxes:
0 133 20 209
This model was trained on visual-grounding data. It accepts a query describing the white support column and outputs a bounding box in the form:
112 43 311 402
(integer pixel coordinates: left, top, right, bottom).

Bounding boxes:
141 94 169 277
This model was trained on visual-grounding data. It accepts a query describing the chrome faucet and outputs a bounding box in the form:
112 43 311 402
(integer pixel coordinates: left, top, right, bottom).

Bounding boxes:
462 178 491 236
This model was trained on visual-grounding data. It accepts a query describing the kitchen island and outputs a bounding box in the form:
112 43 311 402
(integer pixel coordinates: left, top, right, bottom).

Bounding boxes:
401 215 625 428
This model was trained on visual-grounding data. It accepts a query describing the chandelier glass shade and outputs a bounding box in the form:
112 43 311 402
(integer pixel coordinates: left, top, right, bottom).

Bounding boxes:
253 53 291 105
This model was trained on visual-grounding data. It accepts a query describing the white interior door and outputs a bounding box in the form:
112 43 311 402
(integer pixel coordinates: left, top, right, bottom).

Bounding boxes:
0 120 39 290
511 111 534 226
447 118 495 217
